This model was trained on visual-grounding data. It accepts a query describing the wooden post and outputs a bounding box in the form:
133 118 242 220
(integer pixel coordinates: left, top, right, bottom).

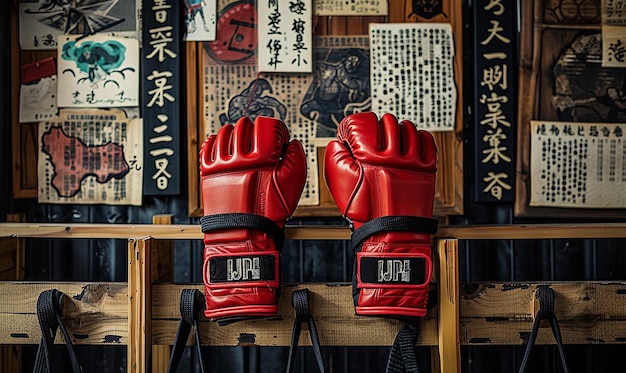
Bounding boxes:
437 238 460 373
128 237 152 372
152 215 174 373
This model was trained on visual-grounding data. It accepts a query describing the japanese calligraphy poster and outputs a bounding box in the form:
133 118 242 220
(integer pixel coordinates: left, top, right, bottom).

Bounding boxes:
184 0 217 41
203 32 371 205
142 0 182 195
530 121 626 208
19 0 140 50
57 34 140 108
38 109 143 206
258 0 313 73
314 0 387 16
473 0 516 203
369 23 456 131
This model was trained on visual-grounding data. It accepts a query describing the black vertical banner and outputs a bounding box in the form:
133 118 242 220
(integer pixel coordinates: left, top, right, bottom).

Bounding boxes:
473 1 516 202
142 0 181 195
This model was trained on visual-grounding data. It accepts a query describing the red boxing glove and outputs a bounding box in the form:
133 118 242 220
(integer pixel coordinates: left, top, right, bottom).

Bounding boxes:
199 116 307 324
324 112 438 319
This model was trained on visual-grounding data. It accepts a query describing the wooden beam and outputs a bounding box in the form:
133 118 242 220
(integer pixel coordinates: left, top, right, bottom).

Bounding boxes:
151 283 438 347
460 282 626 345
0 282 128 345
3 223 626 240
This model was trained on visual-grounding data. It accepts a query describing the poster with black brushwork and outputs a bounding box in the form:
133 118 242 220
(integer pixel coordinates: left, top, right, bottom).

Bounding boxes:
19 0 139 50
203 12 370 205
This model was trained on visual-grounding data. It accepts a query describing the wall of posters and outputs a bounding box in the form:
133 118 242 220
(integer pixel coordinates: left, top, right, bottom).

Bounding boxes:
203 35 371 206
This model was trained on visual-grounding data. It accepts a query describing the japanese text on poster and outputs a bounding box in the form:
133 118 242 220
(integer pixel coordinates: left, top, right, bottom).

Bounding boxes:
530 120 626 208
258 0 313 73
369 23 456 131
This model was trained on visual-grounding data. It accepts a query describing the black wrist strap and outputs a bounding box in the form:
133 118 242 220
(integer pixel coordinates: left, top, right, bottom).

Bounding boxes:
168 289 207 373
33 289 83 373
351 216 438 251
518 286 570 373
201 213 286 250
385 321 421 373
286 289 325 373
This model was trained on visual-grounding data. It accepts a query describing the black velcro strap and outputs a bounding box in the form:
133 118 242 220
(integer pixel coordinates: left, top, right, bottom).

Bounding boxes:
351 216 438 251
208 254 276 284
168 289 207 373
33 289 83 373
359 256 427 285
200 213 286 250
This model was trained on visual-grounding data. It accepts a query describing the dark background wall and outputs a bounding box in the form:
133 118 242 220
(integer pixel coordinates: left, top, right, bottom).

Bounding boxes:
1 1 625 372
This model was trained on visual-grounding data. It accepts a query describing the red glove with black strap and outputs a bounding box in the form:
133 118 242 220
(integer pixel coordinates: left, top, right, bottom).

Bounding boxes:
199 116 307 324
324 112 438 319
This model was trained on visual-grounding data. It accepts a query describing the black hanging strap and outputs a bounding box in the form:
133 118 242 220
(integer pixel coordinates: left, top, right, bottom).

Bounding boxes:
168 289 207 373
351 216 438 251
33 289 82 373
385 321 421 373
518 286 570 373
286 289 325 373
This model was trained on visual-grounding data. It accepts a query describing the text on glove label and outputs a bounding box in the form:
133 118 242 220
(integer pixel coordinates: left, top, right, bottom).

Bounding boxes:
359 257 427 285
209 254 276 283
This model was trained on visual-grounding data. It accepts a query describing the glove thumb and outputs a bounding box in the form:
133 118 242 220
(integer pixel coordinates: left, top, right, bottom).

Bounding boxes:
275 139 307 214
324 140 363 217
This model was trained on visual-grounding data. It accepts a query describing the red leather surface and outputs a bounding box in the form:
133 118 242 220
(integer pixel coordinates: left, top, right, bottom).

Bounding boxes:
324 112 438 318
199 116 307 320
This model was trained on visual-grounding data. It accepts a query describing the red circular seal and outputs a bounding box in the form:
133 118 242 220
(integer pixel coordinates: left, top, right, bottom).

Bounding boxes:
206 1 257 63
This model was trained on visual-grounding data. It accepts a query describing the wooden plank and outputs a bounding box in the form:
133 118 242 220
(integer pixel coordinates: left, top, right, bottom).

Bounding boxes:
438 239 460 373
0 282 128 345
151 215 173 373
460 282 626 345
186 41 203 218
151 283 438 347
3 223 626 240
461 283 626 319
128 238 151 372
461 319 626 345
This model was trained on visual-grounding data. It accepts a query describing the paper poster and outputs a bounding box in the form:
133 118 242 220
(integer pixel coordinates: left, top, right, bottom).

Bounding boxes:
530 120 626 208
19 0 139 50
314 0 387 16
204 34 371 205
601 0 626 67
551 33 626 123
57 34 140 107
257 0 313 73
20 57 58 123
369 23 456 131
184 0 217 41
38 109 143 205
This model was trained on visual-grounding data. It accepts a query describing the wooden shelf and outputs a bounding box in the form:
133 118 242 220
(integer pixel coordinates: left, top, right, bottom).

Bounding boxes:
1 222 626 373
